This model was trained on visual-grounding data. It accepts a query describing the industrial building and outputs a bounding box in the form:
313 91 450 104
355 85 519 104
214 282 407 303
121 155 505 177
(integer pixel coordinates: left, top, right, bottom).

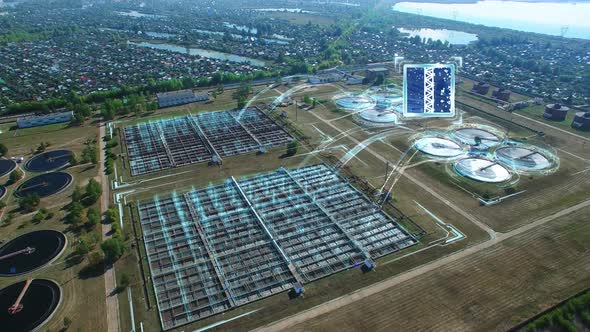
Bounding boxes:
543 103 570 121
17 111 74 129
308 72 344 84
156 89 209 108
138 164 417 330
572 112 590 130
345 74 365 85
472 82 490 95
123 107 293 176
365 67 389 81
492 88 511 101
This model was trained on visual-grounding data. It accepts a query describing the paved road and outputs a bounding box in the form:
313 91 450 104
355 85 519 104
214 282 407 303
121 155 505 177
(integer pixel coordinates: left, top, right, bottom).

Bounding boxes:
254 198 590 332
99 124 121 332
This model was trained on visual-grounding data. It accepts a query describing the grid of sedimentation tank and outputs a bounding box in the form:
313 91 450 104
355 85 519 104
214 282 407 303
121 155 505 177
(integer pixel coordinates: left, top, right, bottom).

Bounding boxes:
123 107 293 176
138 164 417 330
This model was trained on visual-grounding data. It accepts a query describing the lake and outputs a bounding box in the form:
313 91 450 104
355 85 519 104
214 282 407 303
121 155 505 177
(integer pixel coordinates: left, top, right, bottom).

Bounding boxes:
127 41 266 67
223 22 258 34
393 1 590 40
398 27 478 45
196 29 246 40
193 29 224 36
191 29 288 44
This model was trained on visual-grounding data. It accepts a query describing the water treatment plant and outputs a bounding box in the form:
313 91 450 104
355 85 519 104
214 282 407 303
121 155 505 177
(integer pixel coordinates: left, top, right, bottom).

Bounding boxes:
0 0 589 330
11 66 590 331
0 28 589 332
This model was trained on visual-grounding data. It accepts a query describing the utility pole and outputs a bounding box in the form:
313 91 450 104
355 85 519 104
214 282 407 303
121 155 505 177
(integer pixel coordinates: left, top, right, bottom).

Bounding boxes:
384 161 390 188
295 100 298 122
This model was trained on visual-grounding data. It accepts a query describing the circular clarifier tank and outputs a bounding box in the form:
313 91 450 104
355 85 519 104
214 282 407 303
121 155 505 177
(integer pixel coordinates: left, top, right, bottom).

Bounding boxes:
0 230 67 276
359 109 398 124
14 172 73 198
453 128 502 148
415 137 465 158
0 159 17 177
25 150 73 172
0 185 6 200
495 146 552 172
0 279 62 332
454 158 511 183
335 95 375 110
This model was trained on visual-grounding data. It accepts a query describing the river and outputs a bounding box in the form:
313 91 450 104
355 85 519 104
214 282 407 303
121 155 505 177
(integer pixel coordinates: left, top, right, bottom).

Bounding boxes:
393 1 590 39
397 27 478 44
127 41 266 67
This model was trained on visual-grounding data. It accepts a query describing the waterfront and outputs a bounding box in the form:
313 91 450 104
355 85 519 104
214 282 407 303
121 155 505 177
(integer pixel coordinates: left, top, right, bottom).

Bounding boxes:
393 1 590 39
397 27 478 44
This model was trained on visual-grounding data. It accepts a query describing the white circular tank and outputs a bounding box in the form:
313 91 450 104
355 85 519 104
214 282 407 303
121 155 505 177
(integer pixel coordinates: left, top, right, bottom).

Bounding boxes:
454 128 502 148
415 137 464 158
359 109 397 124
454 158 511 183
495 146 552 172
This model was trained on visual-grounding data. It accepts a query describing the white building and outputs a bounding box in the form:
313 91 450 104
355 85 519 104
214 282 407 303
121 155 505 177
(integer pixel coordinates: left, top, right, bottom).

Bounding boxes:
157 89 209 108
17 111 74 129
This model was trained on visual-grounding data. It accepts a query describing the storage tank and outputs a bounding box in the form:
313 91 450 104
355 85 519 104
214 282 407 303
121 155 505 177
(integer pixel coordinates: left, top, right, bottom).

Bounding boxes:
454 158 511 183
414 136 465 158
472 82 490 95
543 103 570 121
492 88 511 101
572 111 590 131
